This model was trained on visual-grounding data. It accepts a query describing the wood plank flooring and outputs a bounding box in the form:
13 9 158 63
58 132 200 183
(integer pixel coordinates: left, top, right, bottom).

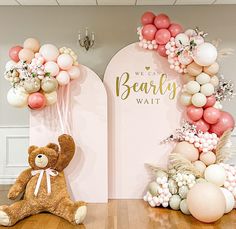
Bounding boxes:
0 186 236 229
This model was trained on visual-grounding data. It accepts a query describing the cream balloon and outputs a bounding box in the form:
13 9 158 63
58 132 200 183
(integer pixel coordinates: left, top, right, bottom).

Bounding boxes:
186 62 202 76
193 160 206 175
199 151 216 166
173 141 199 162
204 164 226 186
187 182 225 223
200 83 215 96
148 182 158 196
44 61 59 77
191 93 207 107
5 60 17 71
23 78 41 93
18 48 34 63
193 43 218 66
220 188 235 214
169 195 181 210
182 74 195 84
41 77 58 93
23 38 40 53
196 72 210 85
44 91 57 105
180 199 191 215
204 62 219 76
39 44 59 62
180 92 192 106
7 87 28 108
210 75 219 87
186 81 200 94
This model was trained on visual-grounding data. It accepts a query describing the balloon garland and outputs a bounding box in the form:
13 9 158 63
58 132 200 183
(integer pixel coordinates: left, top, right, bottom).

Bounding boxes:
139 12 236 223
5 38 80 110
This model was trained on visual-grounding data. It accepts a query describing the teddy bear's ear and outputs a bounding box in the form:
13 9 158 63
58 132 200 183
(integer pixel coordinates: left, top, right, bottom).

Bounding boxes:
28 145 38 154
46 143 59 152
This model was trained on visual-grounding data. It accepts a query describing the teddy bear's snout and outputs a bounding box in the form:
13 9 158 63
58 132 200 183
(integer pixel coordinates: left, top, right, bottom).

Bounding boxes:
35 154 49 168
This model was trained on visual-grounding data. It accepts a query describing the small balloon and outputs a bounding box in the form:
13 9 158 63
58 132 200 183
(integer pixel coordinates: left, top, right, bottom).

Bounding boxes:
168 23 183 37
154 14 170 29
39 44 59 62
142 24 157 41
23 38 40 53
9 46 23 62
155 29 171 45
18 48 34 63
157 45 167 57
44 91 57 105
141 11 155 25
187 105 203 121
67 66 81 80
56 71 70 86
204 95 216 108
44 61 60 77
203 107 221 124
28 92 46 110
57 54 73 70
194 119 210 132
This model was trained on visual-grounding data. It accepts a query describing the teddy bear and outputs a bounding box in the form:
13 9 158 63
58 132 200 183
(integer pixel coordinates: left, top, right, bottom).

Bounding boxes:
0 134 87 226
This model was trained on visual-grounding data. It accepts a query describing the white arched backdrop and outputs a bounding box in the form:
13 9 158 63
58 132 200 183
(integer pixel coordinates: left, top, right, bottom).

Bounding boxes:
30 65 108 203
104 43 183 199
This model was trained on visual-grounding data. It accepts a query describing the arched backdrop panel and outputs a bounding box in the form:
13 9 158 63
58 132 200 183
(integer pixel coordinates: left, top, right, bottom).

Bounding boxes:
30 65 108 203
104 43 183 199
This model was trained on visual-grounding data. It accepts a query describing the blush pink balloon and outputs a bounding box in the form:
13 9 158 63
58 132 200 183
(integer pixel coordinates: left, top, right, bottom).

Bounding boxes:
210 111 235 136
155 29 171 45
28 92 46 110
141 11 155 25
157 45 167 57
154 14 170 29
56 71 70 86
44 61 59 77
203 107 221 124
9 46 23 62
187 105 204 121
194 119 210 132
142 24 157 41
168 23 183 37
67 66 81 80
204 95 216 108
57 54 73 70
18 48 34 63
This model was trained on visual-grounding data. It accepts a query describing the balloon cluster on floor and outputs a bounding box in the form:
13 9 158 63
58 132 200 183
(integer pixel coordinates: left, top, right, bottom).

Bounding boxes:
139 12 236 223
4 38 80 110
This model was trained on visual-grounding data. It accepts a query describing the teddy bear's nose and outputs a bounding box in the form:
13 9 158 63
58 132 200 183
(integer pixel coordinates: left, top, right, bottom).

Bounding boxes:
37 155 42 158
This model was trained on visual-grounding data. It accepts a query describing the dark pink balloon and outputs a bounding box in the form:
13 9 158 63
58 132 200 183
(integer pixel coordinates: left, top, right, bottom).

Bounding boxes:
168 23 183 37
194 119 210 133
210 111 235 136
28 92 46 110
154 14 170 29
155 29 171 45
142 24 157 41
9 45 23 62
203 107 221 124
204 95 216 108
157 45 167 57
141 11 155 25
187 105 203 121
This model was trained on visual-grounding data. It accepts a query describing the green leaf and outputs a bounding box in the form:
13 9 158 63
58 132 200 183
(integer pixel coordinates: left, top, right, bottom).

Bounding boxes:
45 72 51 77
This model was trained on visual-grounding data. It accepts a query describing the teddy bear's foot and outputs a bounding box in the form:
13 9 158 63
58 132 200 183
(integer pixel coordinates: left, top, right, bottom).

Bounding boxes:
0 210 10 226
74 205 87 224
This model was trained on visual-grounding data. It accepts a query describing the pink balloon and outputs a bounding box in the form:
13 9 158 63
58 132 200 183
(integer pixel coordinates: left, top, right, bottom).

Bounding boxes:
157 45 167 57
194 119 210 132
155 29 171 45
44 61 59 77
187 105 204 121
57 54 73 70
9 46 23 62
141 11 155 25
168 23 183 37
203 107 221 124
210 111 235 136
18 48 34 63
67 66 80 80
154 14 170 29
56 71 70 86
142 24 157 41
28 92 46 110
204 95 216 108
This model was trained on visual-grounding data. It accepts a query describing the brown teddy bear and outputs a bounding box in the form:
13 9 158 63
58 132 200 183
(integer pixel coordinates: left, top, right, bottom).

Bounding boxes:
0 134 87 226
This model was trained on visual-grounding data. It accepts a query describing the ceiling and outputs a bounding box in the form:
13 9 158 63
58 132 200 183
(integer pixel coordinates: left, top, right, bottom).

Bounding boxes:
0 0 236 5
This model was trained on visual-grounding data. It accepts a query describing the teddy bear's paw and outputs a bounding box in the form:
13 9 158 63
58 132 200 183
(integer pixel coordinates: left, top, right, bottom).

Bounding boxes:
74 205 87 224
0 210 10 226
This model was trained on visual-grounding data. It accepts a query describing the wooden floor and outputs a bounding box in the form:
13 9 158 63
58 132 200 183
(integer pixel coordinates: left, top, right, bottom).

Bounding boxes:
0 186 236 229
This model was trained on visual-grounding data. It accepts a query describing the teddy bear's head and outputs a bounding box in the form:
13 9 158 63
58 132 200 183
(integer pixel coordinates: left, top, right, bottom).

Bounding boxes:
28 143 59 170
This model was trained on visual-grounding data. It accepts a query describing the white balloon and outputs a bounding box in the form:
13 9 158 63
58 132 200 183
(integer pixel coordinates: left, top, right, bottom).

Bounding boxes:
7 87 28 108
5 60 17 71
210 75 220 87
39 44 59 62
44 91 57 105
204 164 226 186
186 81 200 94
180 92 192 106
220 188 235 213
200 83 215 96
175 33 189 47
193 42 218 66
56 71 70 86
191 93 207 107
196 73 210 85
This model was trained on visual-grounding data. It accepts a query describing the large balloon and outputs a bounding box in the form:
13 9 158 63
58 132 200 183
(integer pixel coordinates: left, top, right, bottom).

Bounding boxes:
187 182 225 223
210 111 235 136
28 92 46 110
193 43 218 66
203 107 221 124
7 87 28 108
41 77 58 93
44 61 60 77
39 44 59 62
168 23 183 37
18 48 34 63
154 14 170 29
9 46 23 62
23 38 40 53
57 54 73 70
187 105 203 121
204 164 226 186
142 24 157 41
141 11 155 25
155 29 171 45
